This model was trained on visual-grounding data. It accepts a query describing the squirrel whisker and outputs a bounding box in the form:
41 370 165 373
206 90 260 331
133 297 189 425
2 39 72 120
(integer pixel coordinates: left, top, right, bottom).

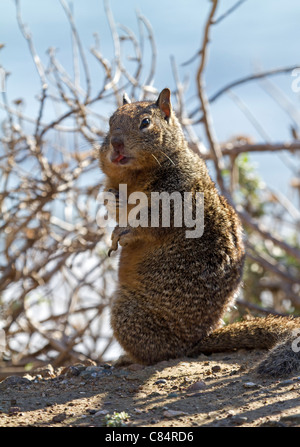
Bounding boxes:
151 153 162 166
159 150 175 166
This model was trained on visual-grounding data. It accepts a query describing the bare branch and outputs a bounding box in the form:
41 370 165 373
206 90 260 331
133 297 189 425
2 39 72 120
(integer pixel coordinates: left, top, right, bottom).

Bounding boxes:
209 65 300 105
15 0 47 87
196 0 226 193
191 140 300 159
213 0 248 25
242 211 300 262
59 0 91 100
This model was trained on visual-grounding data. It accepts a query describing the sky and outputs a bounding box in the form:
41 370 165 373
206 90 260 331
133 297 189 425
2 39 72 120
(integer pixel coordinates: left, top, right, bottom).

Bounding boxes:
0 0 300 199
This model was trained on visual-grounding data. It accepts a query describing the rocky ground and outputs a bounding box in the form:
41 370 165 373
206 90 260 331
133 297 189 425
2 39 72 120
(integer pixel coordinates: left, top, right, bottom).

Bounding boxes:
1 349 300 428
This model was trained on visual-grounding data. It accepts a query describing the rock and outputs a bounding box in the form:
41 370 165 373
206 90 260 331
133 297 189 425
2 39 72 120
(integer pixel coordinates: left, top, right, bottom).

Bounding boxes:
81 359 97 367
243 382 259 389
23 374 34 381
168 392 179 398
94 409 109 417
148 392 162 398
187 381 206 391
156 360 170 368
52 412 67 423
79 370 95 379
8 406 21 415
0 376 32 388
100 363 113 370
33 364 55 378
280 414 300 425
85 366 104 372
126 363 144 371
211 365 221 373
80 366 106 379
66 366 81 377
33 375 43 383
155 379 167 385
278 379 294 386
163 409 188 418
113 369 129 378
60 363 89 377
231 415 248 425
71 363 87 371
260 420 286 427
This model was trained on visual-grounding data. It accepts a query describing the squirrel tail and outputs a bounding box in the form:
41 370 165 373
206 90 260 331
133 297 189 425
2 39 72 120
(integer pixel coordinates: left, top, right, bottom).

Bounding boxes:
188 315 300 377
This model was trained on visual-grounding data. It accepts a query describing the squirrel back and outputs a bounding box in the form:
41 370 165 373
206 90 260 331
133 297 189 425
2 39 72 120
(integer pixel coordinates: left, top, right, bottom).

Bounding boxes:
99 88 300 377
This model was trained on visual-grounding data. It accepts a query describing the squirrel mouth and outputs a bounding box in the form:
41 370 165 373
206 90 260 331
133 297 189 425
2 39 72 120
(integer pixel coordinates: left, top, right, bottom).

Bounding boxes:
111 152 132 165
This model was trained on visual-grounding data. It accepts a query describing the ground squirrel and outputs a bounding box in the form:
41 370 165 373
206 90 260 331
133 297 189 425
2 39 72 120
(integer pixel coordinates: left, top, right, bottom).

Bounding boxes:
99 88 300 377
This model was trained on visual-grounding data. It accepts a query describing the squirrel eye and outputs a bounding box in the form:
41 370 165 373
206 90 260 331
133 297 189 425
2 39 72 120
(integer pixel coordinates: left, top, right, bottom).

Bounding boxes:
140 118 151 129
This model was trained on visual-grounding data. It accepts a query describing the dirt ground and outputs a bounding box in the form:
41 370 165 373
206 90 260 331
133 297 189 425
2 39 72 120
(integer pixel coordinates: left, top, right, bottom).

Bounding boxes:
1 349 300 428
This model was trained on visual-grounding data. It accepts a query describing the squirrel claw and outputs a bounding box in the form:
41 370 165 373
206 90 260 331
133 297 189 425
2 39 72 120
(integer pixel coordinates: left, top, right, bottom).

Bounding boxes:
108 247 114 257
108 227 131 256
108 236 119 257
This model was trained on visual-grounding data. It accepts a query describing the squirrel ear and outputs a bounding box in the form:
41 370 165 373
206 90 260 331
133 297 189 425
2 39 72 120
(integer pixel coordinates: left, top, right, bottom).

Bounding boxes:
156 88 171 120
123 92 131 105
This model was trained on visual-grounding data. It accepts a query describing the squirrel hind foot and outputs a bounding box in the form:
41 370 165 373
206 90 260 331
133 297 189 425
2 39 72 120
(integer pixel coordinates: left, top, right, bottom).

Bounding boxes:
113 354 134 367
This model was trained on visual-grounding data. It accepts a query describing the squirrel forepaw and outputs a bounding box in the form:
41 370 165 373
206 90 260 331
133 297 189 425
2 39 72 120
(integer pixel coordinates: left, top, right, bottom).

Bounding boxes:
108 226 132 256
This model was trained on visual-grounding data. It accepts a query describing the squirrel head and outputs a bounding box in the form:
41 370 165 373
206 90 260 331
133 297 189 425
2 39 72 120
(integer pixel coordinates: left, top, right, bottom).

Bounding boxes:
100 88 187 179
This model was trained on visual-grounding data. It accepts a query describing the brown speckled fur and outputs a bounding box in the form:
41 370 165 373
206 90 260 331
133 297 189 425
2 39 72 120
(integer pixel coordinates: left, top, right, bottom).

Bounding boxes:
99 88 300 377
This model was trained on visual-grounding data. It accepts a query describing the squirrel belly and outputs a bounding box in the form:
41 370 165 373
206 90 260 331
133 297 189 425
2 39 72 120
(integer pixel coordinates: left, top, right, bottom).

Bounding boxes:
99 88 300 377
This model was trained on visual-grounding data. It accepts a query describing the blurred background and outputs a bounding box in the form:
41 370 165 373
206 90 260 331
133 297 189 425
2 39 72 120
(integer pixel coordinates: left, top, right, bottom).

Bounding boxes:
0 0 300 374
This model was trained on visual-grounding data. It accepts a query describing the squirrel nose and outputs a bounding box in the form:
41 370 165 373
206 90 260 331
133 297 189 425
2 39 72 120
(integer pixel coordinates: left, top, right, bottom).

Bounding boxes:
111 136 125 153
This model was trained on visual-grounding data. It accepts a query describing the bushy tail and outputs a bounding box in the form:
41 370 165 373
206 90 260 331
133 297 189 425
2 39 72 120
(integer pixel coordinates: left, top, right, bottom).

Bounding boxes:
188 315 300 377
